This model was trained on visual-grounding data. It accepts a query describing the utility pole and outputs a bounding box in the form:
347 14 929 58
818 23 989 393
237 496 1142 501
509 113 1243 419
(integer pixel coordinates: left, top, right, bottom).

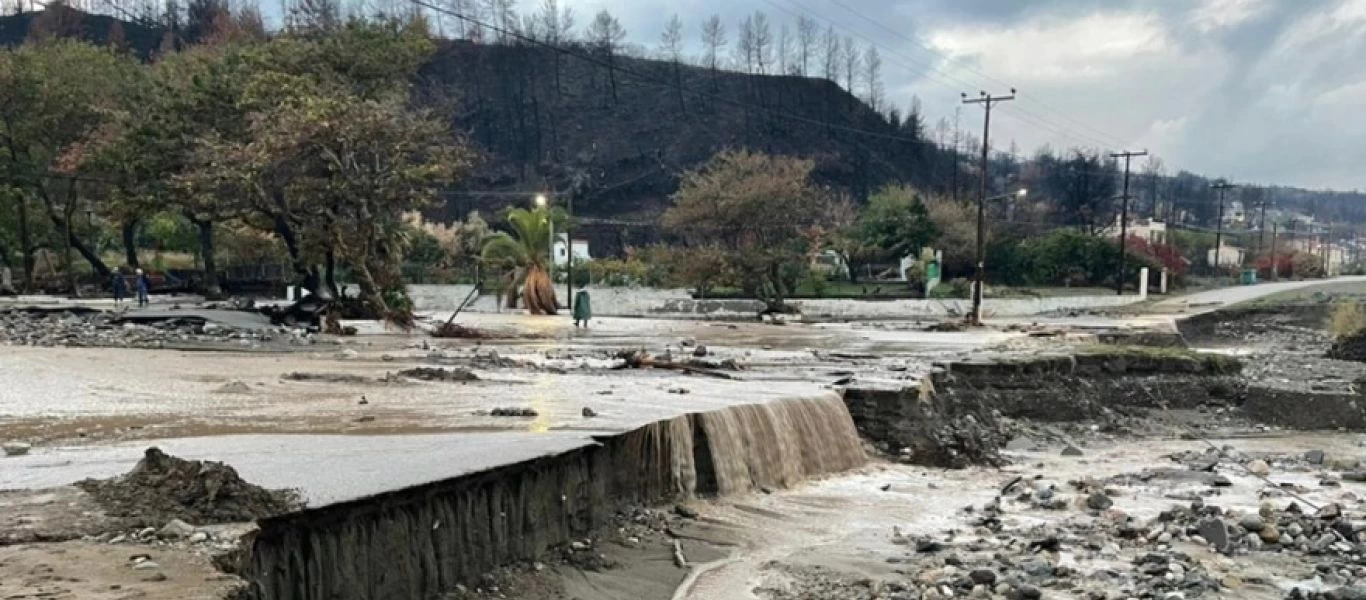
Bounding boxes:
566 192 574 312
1324 222 1333 276
1270 221 1279 281
1256 191 1268 258
963 89 1015 325
951 106 962 201
1111 150 1148 295
1211 182 1236 275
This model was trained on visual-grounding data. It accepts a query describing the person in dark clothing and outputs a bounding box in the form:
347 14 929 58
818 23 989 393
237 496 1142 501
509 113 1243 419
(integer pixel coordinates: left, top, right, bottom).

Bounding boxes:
112 270 128 306
135 269 150 307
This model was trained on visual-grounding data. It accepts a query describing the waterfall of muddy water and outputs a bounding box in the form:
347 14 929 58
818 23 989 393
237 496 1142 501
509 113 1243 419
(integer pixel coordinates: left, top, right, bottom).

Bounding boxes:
244 393 865 600
691 396 866 496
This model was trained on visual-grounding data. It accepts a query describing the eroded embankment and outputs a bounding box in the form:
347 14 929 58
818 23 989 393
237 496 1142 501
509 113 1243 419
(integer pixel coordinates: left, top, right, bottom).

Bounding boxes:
241 394 864 600
844 350 1244 467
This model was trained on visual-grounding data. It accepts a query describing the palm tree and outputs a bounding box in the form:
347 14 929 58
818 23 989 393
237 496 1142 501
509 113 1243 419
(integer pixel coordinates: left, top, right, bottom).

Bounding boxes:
481 206 565 315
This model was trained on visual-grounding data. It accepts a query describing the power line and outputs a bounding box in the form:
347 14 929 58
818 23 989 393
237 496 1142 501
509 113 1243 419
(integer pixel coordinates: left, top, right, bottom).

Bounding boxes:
819 0 1135 149
768 0 1124 151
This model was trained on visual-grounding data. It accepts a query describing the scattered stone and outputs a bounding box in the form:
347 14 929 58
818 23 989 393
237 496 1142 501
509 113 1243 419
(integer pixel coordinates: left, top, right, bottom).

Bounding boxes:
1239 514 1265 533
1086 492 1113 511
1306 450 1327 465
1259 524 1281 544
693 345 708 357
156 518 195 540
668 387 691 395
1062 445 1085 457
131 560 160 571
969 569 997 585
490 407 539 417
1021 558 1053 577
674 504 699 519
581 407 598 418
915 539 943 553
1319 504 1343 520
1198 518 1232 553
397 367 478 382
213 380 252 394
188 531 209 543
1247 459 1271 476
1211 474 1233 487
3 441 31 456
141 573 168 582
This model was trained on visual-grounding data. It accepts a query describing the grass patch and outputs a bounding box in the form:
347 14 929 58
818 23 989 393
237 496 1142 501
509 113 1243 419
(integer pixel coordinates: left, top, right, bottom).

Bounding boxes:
1330 303 1366 339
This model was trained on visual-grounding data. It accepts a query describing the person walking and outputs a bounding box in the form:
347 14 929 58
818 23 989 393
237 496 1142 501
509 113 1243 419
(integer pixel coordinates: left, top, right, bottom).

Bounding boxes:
573 289 591 328
135 268 150 308
112 269 128 306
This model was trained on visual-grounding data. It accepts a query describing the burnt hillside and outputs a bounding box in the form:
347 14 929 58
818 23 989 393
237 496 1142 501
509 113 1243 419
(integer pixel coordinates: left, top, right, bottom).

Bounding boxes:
421 41 937 249
0 6 162 57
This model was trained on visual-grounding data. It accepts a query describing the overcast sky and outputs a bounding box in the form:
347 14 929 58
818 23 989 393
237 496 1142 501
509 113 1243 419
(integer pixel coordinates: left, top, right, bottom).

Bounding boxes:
543 0 1366 191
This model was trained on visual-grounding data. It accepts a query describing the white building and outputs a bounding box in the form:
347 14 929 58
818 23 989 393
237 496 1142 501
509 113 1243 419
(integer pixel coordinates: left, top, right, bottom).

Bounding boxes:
1207 244 1245 268
553 234 590 267
1105 216 1168 245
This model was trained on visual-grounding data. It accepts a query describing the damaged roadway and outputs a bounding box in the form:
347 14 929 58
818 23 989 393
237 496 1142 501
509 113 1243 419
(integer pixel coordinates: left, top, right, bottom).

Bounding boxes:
5 280 1366 599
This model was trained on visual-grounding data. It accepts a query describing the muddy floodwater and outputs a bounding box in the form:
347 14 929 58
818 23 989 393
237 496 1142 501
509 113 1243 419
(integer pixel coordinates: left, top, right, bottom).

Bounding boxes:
5 288 1366 600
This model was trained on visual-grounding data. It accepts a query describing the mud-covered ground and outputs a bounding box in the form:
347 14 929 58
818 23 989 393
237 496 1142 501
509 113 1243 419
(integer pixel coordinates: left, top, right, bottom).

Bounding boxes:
4 286 1366 599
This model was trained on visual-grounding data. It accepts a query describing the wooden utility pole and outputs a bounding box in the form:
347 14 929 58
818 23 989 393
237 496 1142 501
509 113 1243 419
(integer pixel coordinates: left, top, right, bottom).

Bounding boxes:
1111 150 1148 295
1324 222 1333 276
962 89 1015 325
1211 182 1236 274
1270 222 1279 281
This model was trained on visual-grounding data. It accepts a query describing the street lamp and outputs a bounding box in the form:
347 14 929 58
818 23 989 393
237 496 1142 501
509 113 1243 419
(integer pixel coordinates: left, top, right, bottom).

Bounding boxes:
985 188 1027 202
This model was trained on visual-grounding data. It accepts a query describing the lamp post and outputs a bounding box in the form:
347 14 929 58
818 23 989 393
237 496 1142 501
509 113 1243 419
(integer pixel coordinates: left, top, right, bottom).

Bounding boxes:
535 192 550 277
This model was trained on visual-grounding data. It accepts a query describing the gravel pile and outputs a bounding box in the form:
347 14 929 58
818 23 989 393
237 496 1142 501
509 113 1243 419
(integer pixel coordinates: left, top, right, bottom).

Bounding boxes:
0 309 316 349
75 447 302 527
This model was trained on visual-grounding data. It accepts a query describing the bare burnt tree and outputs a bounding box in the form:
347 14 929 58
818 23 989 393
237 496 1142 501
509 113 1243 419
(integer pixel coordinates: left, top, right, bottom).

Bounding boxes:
586 9 626 104
751 10 771 75
734 13 754 74
796 15 815 76
700 13 725 89
777 23 792 75
862 46 882 112
660 13 684 111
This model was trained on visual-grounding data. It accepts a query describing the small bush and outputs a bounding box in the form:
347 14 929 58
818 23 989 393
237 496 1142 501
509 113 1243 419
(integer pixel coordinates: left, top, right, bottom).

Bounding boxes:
1330 303 1366 339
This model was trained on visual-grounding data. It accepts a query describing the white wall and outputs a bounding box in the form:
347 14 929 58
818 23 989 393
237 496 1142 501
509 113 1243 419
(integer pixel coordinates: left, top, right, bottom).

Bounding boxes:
407 284 1147 320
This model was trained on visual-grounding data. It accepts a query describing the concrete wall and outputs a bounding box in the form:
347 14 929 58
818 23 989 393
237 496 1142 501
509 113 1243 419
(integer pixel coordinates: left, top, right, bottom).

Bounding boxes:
407 284 1148 321
243 395 863 600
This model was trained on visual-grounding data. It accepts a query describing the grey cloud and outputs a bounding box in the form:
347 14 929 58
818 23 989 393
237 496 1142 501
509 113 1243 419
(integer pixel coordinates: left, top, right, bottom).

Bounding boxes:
560 0 1365 189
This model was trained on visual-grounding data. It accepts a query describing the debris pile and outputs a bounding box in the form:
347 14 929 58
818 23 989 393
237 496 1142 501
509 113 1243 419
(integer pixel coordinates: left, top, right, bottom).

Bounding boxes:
75 447 301 526
0 309 315 349
397 367 479 382
1328 330 1366 363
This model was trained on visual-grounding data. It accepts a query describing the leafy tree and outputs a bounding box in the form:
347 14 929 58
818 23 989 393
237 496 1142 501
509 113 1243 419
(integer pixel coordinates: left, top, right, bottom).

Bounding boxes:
481 206 565 314
663 149 825 310
848 185 938 266
187 90 469 318
0 40 140 289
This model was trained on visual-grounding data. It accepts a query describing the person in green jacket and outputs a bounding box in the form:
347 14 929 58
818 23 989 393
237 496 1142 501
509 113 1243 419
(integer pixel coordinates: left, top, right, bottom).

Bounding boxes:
573 290 591 328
